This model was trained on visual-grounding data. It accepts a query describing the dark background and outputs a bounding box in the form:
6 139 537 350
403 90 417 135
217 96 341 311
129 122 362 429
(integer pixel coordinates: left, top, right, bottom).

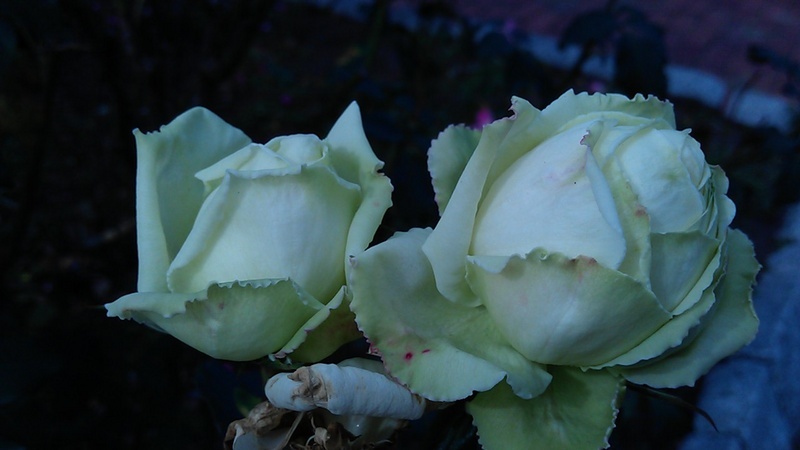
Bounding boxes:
2 1 799 448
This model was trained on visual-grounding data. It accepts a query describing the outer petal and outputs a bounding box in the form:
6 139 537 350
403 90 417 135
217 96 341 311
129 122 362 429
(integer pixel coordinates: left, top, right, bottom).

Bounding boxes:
105 279 323 361
467 250 671 366
280 287 362 363
350 228 552 402
649 232 721 313
617 229 759 387
422 98 537 306
134 107 251 292
427 124 481 215
167 166 360 301
325 102 383 187
594 274 718 370
324 102 393 270
708 166 736 237
549 90 676 132
467 367 625 450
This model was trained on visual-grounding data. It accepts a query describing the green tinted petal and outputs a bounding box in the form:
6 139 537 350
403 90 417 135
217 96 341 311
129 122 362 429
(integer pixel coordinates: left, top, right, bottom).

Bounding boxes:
351 228 551 401
106 289 199 319
467 250 671 366
324 102 393 272
596 279 717 370
650 232 721 313
468 367 624 450
591 243 722 371
194 143 292 194
428 124 481 214
584 123 654 283
134 107 251 292
267 134 327 165
588 121 672 167
678 132 711 188
549 90 676 132
613 129 705 233
167 166 360 301
618 229 759 387
325 102 383 186
471 123 625 269
710 166 736 236
282 287 362 363
423 98 538 306
105 279 322 361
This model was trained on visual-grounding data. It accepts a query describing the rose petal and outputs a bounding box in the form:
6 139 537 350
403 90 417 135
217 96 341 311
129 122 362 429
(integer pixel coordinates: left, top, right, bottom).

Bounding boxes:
281 287 362 362
350 228 552 401
324 102 394 272
467 250 671 366
134 107 251 292
613 128 706 233
649 231 721 313
585 122 654 283
167 166 360 301
105 279 323 361
268 134 326 164
422 98 538 306
470 123 626 270
546 89 676 132
195 143 292 195
595 273 718 370
616 229 759 387
428 124 482 214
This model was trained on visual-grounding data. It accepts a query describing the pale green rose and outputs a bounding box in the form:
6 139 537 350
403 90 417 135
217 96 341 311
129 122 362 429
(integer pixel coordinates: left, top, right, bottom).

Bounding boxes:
350 91 758 449
106 103 392 362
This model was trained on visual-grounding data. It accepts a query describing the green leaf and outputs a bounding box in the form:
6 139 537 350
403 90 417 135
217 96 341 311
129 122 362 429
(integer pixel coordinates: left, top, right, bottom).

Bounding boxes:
468 366 625 450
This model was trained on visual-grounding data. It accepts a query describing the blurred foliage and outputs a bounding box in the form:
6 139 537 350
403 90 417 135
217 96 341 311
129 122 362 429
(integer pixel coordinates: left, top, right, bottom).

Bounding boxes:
558 0 668 98
748 44 800 101
0 0 798 449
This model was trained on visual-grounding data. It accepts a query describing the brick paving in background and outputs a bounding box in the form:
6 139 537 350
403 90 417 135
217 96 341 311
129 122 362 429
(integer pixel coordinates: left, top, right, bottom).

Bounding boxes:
407 0 800 97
